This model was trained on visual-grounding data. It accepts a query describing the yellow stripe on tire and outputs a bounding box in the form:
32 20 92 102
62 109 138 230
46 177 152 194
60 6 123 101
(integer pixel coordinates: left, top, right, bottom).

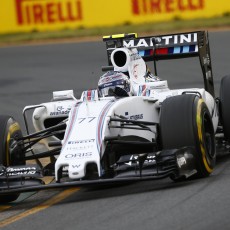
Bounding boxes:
5 122 21 166
196 99 213 173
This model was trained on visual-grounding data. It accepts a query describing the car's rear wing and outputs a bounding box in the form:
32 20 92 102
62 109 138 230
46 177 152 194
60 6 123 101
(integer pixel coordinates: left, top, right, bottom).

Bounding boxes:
103 31 215 97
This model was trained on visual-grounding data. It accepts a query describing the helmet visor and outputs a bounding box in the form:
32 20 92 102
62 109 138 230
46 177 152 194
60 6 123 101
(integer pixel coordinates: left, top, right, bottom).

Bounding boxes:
98 79 128 97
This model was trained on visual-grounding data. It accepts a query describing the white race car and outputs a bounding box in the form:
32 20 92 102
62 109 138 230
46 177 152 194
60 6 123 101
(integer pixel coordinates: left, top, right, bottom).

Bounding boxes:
1 31 230 203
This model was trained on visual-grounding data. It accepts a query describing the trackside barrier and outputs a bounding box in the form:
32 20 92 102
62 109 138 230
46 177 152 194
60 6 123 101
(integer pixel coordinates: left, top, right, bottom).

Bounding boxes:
0 0 230 34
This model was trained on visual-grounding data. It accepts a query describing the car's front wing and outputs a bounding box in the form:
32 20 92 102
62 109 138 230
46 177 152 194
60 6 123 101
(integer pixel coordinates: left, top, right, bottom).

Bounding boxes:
0 147 197 195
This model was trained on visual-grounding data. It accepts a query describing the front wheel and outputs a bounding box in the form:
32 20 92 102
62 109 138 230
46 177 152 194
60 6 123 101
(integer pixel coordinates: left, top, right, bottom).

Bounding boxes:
160 94 216 179
0 115 24 203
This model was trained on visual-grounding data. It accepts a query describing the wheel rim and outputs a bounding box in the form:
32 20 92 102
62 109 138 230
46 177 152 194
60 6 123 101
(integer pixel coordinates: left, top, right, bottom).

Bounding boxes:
203 112 215 159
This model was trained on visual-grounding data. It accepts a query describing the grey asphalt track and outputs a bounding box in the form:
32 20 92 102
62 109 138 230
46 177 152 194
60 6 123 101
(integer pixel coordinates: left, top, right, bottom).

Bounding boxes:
0 31 230 230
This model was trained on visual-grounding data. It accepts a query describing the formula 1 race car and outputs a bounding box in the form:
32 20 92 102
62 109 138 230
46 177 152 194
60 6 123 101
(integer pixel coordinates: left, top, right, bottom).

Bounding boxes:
1 31 230 203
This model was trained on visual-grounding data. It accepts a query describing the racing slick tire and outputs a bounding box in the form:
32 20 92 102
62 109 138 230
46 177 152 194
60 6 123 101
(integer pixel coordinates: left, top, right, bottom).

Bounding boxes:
160 94 216 179
0 115 25 203
220 75 230 143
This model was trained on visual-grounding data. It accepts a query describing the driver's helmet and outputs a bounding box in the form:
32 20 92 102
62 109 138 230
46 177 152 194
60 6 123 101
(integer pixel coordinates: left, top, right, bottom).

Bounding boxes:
98 71 130 97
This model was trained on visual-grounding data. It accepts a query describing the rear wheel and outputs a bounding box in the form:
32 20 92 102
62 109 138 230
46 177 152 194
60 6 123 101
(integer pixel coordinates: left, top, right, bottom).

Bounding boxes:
160 94 216 179
220 75 230 142
0 115 24 203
